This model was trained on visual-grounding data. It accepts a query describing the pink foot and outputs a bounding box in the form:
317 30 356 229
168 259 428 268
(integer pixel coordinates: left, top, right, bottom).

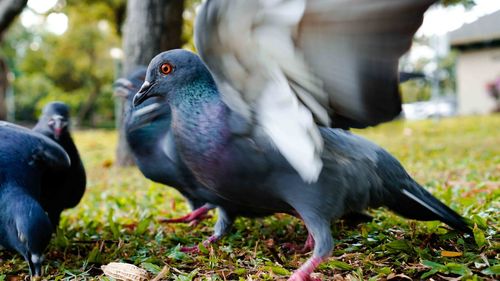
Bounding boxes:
288 256 323 281
180 235 219 253
159 205 212 225
282 233 315 253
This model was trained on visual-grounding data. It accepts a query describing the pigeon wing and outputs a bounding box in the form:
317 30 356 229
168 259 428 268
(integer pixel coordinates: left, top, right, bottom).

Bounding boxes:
194 0 436 182
0 121 70 170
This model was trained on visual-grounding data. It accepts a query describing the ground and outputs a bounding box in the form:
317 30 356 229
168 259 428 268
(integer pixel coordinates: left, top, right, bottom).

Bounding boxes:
0 115 499 280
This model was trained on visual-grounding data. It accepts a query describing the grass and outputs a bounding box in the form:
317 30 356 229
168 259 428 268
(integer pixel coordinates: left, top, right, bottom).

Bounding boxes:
1 115 499 280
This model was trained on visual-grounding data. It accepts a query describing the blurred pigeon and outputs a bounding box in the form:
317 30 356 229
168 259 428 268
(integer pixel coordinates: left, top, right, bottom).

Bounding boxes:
115 68 268 226
115 68 215 223
33 102 86 228
0 121 71 277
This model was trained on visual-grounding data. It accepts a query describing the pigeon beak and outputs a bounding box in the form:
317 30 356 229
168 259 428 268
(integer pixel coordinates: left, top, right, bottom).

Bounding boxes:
52 116 64 140
113 78 133 97
133 81 153 107
28 255 43 279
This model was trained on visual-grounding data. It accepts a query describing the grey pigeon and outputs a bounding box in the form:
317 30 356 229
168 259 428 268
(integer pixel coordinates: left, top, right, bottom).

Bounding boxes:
33 102 86 228
133 1 471 279
133 49 470 280
0 121 70 277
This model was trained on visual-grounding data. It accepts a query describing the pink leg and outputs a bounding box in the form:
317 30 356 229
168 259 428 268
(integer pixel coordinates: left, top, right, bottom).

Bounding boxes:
282 213 315 253
302 233 315 252
159 204 213 225
288 256 324 281
180 234 219 253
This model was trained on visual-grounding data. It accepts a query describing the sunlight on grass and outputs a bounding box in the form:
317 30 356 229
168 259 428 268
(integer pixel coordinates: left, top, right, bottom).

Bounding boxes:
1 115 498 280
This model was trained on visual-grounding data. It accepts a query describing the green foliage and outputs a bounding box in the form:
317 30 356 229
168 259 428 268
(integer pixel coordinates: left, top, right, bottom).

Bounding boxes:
1 0 203 125
400 49 459 104
182 0 203 51
401 80 432 104
441 0 476 8
0 115 498 280
2 1 120 125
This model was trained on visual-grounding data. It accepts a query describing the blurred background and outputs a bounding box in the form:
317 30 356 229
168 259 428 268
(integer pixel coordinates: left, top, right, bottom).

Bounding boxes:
0 0 499 152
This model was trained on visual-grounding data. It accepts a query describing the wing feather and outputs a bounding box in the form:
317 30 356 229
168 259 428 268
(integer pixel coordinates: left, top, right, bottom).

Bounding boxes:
194 0 436 182
0 121 70 170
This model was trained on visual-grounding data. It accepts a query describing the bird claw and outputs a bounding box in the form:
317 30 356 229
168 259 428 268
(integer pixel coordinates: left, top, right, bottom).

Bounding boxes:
180 245 201 253
159 205 212 224
287 256 323 281
179 235 219 254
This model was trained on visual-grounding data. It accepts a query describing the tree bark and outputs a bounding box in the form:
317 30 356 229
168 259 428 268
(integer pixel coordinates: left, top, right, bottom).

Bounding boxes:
116 0 184 166
0 0 27 36
0 0 28 120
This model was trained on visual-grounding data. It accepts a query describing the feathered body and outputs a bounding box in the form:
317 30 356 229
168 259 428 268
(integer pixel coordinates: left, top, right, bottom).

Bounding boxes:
0 121 70 276
133 50 470 280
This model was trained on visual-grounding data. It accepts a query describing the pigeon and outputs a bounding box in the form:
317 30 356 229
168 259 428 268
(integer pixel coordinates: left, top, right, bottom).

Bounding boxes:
0 121 71 277
134 1 471 279
33 102 86 228
134 48 471 280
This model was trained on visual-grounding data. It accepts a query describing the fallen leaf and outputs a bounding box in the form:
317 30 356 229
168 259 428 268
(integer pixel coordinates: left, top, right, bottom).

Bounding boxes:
440 250 463 257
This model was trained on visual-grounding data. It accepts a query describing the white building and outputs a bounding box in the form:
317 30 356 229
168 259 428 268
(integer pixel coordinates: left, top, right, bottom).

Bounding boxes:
449 10 500 115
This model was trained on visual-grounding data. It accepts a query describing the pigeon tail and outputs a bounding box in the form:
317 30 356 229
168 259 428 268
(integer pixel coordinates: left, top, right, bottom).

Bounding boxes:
388 180 472 234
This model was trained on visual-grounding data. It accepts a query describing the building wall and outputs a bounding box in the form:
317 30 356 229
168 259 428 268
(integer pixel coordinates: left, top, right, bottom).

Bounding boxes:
456 47 500 115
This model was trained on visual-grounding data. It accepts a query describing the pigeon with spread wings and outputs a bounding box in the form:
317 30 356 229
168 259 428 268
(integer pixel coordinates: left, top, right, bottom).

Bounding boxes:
132 1 471 280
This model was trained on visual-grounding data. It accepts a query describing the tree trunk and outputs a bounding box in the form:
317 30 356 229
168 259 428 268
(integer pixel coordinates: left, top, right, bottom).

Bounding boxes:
0 0 27 33
0 0 28 121
116 0 184 166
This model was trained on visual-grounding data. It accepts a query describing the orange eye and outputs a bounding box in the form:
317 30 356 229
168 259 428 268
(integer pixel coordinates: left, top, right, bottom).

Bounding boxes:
160 63 173 75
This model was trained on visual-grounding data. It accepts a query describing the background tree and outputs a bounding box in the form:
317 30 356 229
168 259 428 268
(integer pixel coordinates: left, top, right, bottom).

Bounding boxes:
2 0 123 125
0 0 28 120
115 0 185 166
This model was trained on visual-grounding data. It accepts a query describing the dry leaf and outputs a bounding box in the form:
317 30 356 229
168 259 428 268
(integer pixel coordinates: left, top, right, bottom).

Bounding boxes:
441 250 463 257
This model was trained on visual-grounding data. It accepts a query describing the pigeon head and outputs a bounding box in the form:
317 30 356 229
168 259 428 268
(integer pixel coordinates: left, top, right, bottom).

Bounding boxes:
7 195 53 277
38 102 70 140
133 49 215 107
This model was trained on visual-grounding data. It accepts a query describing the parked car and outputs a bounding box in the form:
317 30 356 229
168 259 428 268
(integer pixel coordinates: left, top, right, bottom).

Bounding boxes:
402 98 457 120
